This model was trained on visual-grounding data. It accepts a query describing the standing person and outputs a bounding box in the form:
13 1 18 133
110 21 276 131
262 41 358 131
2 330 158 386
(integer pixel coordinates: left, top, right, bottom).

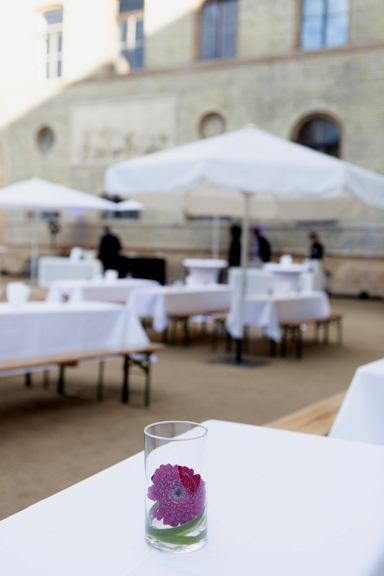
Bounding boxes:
253 227 271 263
98 226 122 273
228 224 241 267
309 232 324 259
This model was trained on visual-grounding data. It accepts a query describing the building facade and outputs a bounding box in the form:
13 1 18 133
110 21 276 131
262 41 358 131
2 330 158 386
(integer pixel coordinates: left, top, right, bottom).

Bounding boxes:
0 0 384 293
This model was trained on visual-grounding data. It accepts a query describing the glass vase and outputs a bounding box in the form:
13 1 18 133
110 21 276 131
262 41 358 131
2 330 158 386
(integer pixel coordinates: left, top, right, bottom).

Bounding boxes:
144 421 208 553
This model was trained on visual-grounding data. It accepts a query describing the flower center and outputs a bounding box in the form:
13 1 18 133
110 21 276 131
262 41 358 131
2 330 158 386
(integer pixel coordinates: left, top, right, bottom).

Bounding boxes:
171 486 184 501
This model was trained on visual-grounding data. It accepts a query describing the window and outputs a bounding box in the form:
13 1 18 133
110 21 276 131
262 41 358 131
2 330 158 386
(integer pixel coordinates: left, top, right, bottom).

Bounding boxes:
199 113 226 138
43 9 63 79
301 0 349 50
119 0 144 70
200 0 237 60
296 117 341 157
36 126 55 151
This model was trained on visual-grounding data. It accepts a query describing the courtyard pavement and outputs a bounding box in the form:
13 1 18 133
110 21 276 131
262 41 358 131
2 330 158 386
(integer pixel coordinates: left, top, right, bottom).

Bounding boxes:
0 290 383 520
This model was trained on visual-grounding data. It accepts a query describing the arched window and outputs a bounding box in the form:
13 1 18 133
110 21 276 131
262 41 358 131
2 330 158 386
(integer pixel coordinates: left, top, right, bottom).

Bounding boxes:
119 0 144 70
200 0 237 60
42 9 63 79
296 117 341 157
301 0 349 50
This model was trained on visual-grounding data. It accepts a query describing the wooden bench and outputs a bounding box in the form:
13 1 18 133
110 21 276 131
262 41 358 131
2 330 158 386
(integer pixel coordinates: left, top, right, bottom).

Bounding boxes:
265 390 346 436
164 308 230 346
280 313 343 359
0 343 163 407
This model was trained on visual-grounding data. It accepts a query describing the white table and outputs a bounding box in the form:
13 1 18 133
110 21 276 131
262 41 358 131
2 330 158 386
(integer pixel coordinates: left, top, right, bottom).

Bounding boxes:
226 291 330 342
263 263 309 294
183 259 227 285
228 267 326 296
330 358 384 446
46 278 159 304
131 285 233 332
2 420 384 575
38 257 103 288
0 301 149 364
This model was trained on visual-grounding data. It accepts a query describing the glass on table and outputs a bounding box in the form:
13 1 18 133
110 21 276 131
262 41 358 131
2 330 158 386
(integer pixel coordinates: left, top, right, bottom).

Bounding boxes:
144 421 208 553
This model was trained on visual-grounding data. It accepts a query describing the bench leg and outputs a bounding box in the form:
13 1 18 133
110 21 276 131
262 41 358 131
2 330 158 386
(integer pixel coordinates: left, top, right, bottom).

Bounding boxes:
296 328 302 360
323 321 330 345
25 372 32 388
97 361 104 402
270 338 276 357
225 330 232 353
281 329 287 357
337 319 343 346
314 322 320 344
212 321 218 351
162 326 168 344
122 355 130 404
43 370 49 389
58 365 65 395
182 318 190 347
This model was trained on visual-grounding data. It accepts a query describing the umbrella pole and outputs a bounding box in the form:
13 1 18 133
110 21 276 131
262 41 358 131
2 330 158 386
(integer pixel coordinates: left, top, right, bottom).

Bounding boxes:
236 192 251 363
212 215 220 259
30 211 39 285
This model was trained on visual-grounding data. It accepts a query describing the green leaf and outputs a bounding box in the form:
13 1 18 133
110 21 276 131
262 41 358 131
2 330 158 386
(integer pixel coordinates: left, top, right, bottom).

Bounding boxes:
146 505 207 545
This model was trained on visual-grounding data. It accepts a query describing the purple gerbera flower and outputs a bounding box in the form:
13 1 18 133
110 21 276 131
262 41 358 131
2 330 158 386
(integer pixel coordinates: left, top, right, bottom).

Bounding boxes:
147 464 206 527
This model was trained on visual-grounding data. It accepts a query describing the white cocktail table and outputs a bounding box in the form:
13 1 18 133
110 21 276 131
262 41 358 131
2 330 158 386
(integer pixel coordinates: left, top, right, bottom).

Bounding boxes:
1 420 384 575
263 262 309 293
183 259 227 285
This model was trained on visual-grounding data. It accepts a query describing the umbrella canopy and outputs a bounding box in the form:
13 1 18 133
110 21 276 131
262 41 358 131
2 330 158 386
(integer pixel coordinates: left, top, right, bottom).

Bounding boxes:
104 125 384 361
0 178 116 211
105 124 384 209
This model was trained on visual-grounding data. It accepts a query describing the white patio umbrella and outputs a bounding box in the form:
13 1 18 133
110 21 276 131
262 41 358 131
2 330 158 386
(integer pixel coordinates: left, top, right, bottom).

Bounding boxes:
105 125 384 361
0 178 116 282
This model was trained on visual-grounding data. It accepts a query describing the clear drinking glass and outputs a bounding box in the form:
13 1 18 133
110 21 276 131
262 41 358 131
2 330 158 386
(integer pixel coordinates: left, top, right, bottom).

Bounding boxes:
144 421 208 553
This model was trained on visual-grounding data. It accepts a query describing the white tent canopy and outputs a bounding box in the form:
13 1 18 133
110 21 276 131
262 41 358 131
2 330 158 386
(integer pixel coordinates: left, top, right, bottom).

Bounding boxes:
0 178 115 211
104 125 384 361
0 178 116 282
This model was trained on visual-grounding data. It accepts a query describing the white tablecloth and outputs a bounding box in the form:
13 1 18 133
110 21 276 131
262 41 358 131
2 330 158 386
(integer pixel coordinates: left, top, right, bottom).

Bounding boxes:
330 358 384 446
226 291 331 341
0 301 148 362
1 420 384 575
46 278 159 304
131 285 232 332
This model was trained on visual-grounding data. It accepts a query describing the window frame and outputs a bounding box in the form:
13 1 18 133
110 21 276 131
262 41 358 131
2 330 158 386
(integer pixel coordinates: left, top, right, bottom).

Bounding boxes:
198 0 239 61
292 113 343 158
298 0 350 51
118 1 144 71
41 7 64 80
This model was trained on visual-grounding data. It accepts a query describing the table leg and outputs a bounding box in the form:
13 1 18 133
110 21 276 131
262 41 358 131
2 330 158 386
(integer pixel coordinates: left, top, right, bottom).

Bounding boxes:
57 366 65 395
43 370 49 389
97 361 104 402
122 355 130 404
25 372 32 388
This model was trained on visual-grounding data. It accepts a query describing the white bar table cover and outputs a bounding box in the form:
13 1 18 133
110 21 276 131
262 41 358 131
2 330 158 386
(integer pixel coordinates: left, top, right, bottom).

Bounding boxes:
330 358 384 446
46 278 160 304
130 285 233 332
1 420 384 575
226 291 331 341
38 257 103 287
0 301 149 361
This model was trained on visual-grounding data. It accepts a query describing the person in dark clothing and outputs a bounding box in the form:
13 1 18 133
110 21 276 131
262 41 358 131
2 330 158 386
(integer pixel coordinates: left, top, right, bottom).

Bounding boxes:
228 224 241 267
98 226 122 273
253 227 271 263
309 232 324 259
